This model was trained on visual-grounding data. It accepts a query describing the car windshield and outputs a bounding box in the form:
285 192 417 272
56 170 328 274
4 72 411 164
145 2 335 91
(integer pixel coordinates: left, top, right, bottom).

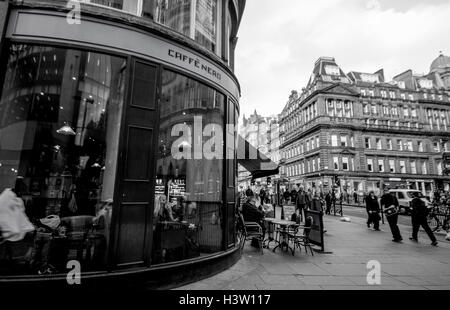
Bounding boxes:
406 192 424 198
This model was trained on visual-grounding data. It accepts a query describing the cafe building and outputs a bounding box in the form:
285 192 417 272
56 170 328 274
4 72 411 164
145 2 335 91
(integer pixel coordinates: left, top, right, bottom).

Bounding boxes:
0 0 248 289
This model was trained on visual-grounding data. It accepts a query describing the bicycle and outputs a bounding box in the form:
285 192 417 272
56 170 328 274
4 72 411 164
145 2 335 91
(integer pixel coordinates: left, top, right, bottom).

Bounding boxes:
427 204 450 232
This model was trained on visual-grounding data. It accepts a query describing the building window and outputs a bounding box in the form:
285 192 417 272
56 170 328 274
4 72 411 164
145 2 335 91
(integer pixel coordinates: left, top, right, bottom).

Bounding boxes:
365 138 371 149
383 105 390 116
411 161 417 174
422 161 428 175
389 160 396 173
437 161 443 176
369 90 375 97
418 141 424 152
411 108 417 118
333 157 339 171
390 91 396 99
397 140 403 151
154 0 221 54
403 107 409 118
400 161 406 174
371 105 377 115
0 44 127 274
316 136 320 148
367 159 374 172
331 135 338 147
433 142 440 153
406 141 413 152
378 159 385 173
363 104 369 115
376 138 382 150
391 106 398 116
342 157 349 171
156 69 226 263
387 139 393 150
381 90 387 98
341 136 348 147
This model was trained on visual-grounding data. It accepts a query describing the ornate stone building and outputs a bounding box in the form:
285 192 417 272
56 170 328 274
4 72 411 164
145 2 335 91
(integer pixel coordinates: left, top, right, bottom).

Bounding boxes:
280 55 450 197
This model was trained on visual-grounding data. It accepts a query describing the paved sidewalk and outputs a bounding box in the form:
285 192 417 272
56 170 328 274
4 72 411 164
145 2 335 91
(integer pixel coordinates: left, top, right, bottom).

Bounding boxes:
177 214 450 290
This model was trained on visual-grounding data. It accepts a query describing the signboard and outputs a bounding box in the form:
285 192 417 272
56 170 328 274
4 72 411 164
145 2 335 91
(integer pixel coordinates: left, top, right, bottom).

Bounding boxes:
305 209 325 252
155 179 165 195
169 179 186 199
282 204 296 221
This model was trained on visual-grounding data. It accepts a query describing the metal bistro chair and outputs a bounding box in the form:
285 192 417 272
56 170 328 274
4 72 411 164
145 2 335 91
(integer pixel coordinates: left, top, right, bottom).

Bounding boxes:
288 216 314 256
237 213 264 254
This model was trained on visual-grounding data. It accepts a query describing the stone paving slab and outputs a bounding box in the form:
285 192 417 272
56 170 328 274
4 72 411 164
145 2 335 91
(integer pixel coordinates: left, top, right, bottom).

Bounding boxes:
177 213 450 290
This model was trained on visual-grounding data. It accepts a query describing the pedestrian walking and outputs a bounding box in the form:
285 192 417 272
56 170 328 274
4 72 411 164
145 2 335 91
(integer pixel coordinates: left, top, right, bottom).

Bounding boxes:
380 188 403 243
325 192 332 215
295 187 310 222
365 191 380 230
353 191 358 204
410 192 438 246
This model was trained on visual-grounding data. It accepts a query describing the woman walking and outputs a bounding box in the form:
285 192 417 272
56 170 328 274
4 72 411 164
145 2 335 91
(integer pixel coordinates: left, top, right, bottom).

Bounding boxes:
365 191 381 231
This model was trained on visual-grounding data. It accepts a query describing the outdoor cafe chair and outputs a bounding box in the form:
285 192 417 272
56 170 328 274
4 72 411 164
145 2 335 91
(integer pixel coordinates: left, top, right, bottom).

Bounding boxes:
288 216 314 256
237 212 264 254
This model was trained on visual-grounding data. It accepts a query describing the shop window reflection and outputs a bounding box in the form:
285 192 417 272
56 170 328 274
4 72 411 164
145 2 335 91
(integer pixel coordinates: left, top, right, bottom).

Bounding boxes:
0 44 126 275
153 70 224 265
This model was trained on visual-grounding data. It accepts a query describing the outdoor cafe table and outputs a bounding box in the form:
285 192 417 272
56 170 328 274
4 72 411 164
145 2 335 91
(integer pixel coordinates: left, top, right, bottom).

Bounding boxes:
268 219 300 253
263 218 277 249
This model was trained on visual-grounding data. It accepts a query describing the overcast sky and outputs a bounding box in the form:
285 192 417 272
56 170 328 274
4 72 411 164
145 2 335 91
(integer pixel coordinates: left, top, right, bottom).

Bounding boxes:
235 0 450 120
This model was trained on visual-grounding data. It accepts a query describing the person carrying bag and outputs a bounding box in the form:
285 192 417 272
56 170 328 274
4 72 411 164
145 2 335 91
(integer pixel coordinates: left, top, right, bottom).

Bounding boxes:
380 189 403 242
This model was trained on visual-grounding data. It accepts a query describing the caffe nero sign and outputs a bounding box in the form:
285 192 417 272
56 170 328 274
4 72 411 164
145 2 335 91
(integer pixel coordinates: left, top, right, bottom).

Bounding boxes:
168 49 222 81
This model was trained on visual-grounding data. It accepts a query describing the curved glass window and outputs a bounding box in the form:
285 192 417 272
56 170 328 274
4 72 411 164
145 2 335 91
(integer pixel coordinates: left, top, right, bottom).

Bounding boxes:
0 44 126 275
153 70 225 265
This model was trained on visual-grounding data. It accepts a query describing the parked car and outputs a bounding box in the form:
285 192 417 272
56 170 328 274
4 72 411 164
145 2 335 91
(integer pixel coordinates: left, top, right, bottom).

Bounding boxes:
388 189 431 215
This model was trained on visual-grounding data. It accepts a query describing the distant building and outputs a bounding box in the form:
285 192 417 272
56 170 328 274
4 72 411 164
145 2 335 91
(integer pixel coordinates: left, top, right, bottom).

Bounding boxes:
238 110 280 187
279 54 450 197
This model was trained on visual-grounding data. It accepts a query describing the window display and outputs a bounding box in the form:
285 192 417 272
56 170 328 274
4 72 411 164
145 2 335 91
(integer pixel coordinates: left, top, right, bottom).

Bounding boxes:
153 70 225 264
0 44 126 275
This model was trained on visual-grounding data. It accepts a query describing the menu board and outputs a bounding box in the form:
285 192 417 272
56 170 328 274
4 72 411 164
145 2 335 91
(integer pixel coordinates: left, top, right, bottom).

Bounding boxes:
282 205 296 221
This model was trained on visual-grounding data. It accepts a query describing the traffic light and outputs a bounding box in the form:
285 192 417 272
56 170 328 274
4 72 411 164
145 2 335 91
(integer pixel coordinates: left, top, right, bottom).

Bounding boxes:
267 177 272 185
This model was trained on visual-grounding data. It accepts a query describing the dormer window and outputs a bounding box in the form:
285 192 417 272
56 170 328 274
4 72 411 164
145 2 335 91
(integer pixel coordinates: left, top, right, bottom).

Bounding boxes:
325 65 340 76
418 79 433 89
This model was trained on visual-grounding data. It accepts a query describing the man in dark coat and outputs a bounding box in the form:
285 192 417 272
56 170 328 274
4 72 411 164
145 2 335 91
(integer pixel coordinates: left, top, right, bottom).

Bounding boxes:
410 192 438 246
365 191 380 230
325 192 332 215
380 189 403 242
242 191 266 237
295 186 310 222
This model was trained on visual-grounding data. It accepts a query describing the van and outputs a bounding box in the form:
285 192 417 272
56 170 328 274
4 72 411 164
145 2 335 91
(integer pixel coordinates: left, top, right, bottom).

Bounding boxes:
388 189 430 214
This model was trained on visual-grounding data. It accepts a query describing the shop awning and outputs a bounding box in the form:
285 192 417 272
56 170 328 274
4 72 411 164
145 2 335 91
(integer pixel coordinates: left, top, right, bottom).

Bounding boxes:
237 135 279 179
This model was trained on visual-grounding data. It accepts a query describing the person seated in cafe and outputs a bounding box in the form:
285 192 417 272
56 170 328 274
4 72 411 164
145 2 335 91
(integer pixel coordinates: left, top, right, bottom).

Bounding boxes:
242 190 266 238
